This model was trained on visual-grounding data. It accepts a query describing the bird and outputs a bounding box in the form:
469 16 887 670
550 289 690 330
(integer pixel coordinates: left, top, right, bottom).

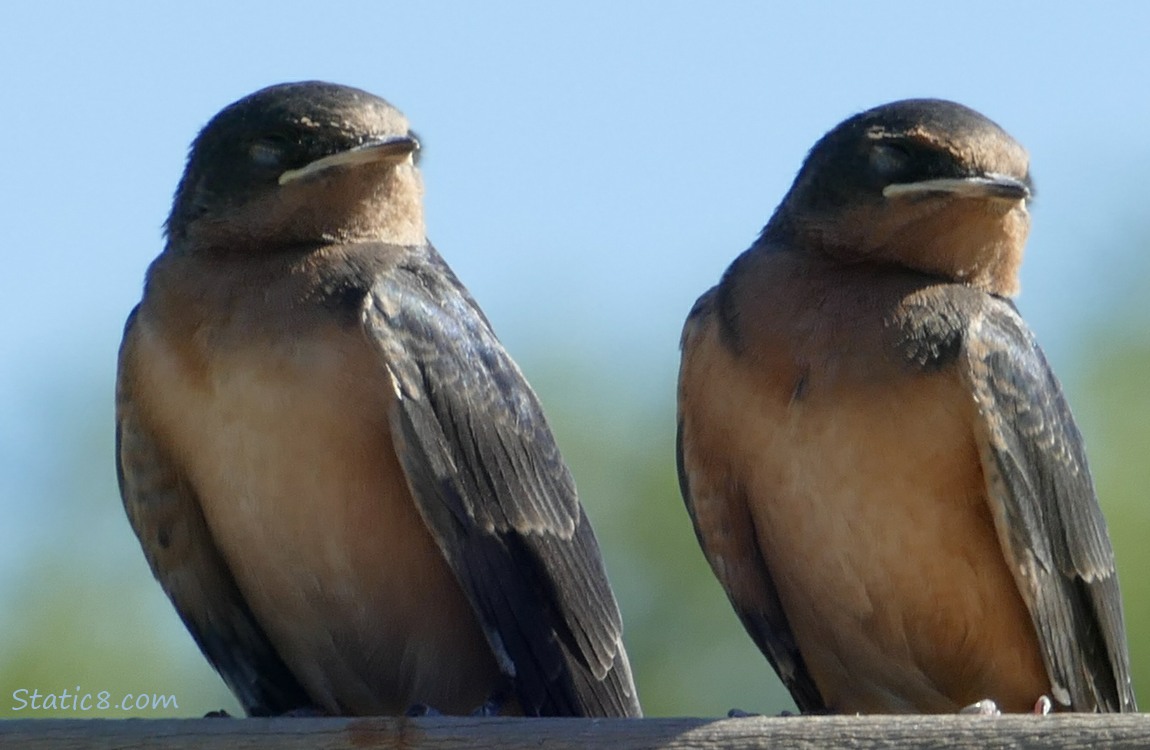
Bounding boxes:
676 98 1136 714
115 80 641 718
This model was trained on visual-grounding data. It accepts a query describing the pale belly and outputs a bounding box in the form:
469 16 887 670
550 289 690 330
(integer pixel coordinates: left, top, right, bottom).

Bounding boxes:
136 320 501 715
680 308 1049 712
743 372 1048 712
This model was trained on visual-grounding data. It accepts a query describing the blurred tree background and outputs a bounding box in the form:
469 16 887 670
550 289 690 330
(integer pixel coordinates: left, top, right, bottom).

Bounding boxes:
1 262 1147 717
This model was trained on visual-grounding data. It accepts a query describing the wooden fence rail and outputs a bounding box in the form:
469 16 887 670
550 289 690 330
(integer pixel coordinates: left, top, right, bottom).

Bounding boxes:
2 714 1149 749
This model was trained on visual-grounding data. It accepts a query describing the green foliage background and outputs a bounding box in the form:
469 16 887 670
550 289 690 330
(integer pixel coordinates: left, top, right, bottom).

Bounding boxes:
1 283 1147 719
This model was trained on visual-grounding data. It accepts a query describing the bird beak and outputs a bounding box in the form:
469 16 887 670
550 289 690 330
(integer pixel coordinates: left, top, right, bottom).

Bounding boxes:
882 174 1030 202
278 135 420 185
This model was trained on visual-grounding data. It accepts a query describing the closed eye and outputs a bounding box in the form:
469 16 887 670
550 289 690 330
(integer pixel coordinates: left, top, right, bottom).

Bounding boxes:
869 142 911 178
249 134 292 167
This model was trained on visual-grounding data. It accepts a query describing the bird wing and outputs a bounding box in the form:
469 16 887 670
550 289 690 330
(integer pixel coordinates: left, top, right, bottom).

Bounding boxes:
962 296 1136 712
364 244 640 717
115 307 313 716
675 289 826 713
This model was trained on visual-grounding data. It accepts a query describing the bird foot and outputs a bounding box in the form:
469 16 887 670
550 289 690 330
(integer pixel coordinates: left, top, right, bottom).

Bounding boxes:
727 708 763 718
278 706 327 717
471 695 505 717
405 703 441 717
957 696 1052 716
958 699 1001 716
404 693 505 718
203 709 233 718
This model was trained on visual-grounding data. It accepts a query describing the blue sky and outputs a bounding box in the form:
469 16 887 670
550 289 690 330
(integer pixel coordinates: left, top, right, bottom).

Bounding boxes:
2 1 1149 711
4 4 1148 385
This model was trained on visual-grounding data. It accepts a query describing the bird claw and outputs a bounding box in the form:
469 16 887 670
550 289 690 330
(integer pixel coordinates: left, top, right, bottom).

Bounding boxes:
278 706 327 717
404 703 440 717
471 696 506 717
958 695 1052 716
405 691 504 718
727 708 763 718
958 699 1001 716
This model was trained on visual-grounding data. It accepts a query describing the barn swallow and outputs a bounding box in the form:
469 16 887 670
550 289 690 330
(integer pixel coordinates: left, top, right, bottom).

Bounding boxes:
677 99 1136 714
115 81 641 718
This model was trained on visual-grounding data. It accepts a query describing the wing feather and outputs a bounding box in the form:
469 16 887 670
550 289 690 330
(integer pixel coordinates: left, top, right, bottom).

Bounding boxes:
963 298 1135 712
365 245 640 717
